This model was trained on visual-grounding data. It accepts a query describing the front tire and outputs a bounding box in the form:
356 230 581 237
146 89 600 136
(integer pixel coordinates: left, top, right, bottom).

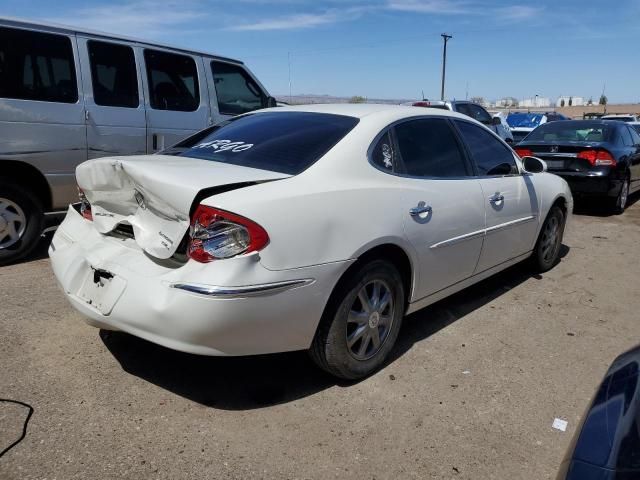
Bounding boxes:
531 205 565 272
310 259 405 380
0 180 44 266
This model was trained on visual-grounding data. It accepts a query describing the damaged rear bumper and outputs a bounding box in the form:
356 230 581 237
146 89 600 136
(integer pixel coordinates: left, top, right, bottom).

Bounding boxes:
49 205 350 356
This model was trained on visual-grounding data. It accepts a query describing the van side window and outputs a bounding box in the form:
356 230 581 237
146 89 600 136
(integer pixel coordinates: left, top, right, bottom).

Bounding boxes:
0 26 78 103
211 61 265 115
143 49 199 112
88 41 139 108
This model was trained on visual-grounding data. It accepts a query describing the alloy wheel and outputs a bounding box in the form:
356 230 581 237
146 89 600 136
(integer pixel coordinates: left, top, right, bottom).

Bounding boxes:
0 197 27 249
346 279 395 361
619 180 629 211
540 215 561 263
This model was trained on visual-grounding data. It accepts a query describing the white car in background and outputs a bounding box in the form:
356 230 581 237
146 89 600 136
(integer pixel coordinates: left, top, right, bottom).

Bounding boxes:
601 114 639 123
49 104 572 379
489 111 515 144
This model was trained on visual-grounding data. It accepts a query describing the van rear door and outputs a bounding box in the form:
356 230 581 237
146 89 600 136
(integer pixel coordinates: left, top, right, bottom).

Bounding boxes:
77 37 147 159
141 48 210 152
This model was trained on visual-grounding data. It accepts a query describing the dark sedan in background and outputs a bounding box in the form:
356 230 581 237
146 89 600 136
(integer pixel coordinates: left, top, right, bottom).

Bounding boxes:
515 120 640 213
557 345 640 479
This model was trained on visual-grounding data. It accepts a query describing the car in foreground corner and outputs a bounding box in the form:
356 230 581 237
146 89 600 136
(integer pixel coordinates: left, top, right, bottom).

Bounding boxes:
557 345 640 479
515 120 640 213
49 104 572 379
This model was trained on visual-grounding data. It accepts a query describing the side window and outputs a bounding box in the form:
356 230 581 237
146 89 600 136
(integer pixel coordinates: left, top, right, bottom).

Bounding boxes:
0 26 77 103
469 104 492 124
88 40 138 108
371 131 396 171
394 118 469 178
455 120 519 176
144 49 199 112
629 126 640 145
211 61 265 115
620 126 634 147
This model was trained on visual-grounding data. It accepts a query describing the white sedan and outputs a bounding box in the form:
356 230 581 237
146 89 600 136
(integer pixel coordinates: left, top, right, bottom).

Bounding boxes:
49 104 572 379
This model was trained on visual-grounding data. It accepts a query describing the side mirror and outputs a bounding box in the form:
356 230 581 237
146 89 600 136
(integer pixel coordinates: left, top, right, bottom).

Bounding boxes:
266 96 277 108
491 117 502 126
522 156 547 174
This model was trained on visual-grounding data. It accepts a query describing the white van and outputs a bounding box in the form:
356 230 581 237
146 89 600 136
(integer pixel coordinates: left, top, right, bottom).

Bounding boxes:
0 17 276 264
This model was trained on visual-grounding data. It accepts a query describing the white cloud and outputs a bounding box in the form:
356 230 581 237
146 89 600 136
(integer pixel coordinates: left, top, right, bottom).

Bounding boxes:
386 0 474 14
45 0 202 37
499 5 540 20
229 6 368 31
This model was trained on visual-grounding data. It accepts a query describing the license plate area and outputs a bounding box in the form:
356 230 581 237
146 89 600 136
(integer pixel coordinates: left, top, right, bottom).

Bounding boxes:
75 267 126 315
544 159 565 170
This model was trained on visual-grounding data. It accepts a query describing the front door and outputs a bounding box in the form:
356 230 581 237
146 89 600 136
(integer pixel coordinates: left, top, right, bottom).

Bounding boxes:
141 48 210 152
77 37 146 159
375 117 485 301
453 120 539 272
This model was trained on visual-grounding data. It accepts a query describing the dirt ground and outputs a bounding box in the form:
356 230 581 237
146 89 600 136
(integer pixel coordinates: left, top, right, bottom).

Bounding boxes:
1 196 640 480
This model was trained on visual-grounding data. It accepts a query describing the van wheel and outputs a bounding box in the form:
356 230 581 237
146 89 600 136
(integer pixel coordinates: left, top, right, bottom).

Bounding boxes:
531 205 565 272
309 259 405 380
0 180 44 266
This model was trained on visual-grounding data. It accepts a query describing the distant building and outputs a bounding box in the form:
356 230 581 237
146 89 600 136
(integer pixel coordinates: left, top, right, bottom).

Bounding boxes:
520 97 551 108
495 97 519 108
556 96 584 107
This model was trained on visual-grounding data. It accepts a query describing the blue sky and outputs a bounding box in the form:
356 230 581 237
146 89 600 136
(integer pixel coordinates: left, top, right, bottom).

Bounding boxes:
3 0 640 102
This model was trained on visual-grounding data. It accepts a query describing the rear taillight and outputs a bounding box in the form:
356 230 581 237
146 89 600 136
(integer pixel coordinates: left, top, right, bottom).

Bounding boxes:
188 205 269 263
514 147 533 158
77 187 93 221
577 149 616 167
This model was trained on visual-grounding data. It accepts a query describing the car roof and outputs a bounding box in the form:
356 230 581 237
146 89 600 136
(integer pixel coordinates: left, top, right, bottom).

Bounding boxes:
261 103 472 121
0 16 243 64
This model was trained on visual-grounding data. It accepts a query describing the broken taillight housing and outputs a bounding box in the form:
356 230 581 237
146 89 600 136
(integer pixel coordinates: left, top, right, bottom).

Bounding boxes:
188 205 269 263
77 187 93 221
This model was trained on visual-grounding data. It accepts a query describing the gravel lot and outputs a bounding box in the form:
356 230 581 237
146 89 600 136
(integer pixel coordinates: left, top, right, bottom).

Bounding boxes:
1 197 640 480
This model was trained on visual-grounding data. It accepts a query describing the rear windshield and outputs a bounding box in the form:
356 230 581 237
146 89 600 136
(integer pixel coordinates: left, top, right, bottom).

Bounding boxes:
525 121 614 143
170 112 359 175
506 113 544 128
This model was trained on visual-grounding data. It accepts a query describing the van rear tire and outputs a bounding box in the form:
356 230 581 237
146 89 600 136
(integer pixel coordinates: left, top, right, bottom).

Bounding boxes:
0 180 44 266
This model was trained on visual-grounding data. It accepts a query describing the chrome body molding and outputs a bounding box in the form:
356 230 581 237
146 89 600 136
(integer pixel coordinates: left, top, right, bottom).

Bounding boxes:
430 215 536 249
170 278 315 298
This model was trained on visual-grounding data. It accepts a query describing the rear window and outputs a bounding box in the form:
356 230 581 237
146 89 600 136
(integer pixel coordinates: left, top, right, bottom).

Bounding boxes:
506 113 544 128
172 112 359 174
525 121 614 143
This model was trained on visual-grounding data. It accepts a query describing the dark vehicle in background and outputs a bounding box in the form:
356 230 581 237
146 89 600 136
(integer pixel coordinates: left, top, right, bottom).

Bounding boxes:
507 112 569 143
411 100 512 142
556 345 640 479
515 120 640 213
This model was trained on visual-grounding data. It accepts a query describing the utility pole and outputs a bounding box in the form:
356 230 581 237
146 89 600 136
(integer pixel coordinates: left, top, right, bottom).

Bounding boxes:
440 33 453 101
287 52 292 104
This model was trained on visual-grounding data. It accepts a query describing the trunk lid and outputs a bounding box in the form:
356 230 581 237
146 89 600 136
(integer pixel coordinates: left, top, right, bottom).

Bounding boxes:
518 141 610 172
76 155 290 259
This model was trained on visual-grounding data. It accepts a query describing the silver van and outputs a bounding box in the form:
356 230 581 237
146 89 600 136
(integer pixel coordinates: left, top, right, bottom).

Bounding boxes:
0 17 275 264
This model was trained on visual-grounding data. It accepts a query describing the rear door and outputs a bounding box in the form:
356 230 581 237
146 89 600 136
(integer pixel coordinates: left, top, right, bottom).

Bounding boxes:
625 126 640 191
205 59 268 124
454 120 539 273
381 117 485 300
77 37 146 159
141 48 209 152
0 25 86 208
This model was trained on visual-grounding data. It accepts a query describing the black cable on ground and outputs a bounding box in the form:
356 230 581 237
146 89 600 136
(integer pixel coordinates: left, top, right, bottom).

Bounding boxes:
0 399 34 458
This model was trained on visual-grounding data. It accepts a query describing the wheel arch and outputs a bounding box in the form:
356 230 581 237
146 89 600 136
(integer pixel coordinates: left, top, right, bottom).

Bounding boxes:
0 160 52 211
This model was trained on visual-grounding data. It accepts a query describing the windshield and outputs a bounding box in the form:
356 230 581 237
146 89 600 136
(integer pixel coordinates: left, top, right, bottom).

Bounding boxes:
525 121 614 143
506 113 544 128
170 112 359 175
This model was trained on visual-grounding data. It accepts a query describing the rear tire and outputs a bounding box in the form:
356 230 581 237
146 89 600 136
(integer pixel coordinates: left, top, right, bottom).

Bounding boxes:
612 176 630 215
0 180 44 266
309 259 405 380
531 205 565 273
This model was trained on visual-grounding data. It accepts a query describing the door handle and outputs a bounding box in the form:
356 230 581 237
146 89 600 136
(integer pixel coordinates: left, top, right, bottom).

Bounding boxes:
409 205 432 216
489 194 505 204
152 133 158 151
